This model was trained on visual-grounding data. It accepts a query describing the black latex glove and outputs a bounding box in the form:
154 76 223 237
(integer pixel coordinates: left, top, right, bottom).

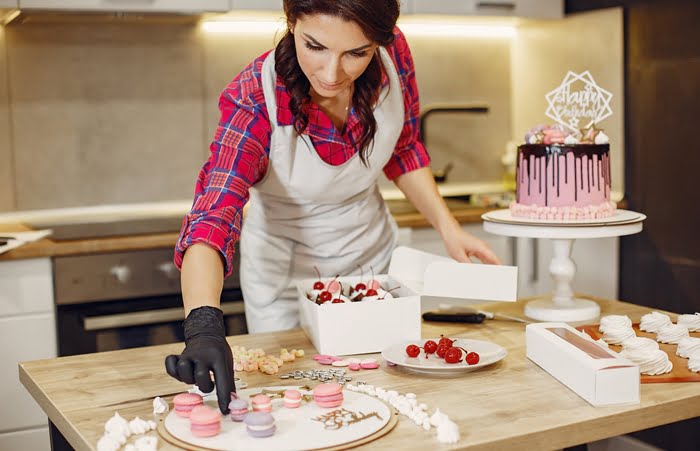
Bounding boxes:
165 306 234 414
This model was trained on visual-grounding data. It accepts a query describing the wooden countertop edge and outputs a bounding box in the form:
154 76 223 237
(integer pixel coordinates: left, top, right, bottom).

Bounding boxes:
18 365 92 451
0 200 629 261
0 207 493 261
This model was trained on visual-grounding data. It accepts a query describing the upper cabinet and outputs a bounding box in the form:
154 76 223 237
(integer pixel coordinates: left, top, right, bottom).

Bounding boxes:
17 0 231 13
407 0 563 19
0 1 18 8
232 0 280 11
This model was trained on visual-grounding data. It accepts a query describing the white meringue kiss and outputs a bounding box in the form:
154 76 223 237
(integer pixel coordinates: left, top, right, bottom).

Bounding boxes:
677 313 700 332
639 311 672 333
599 315 632 334
655 323 690 344
676 337 700 358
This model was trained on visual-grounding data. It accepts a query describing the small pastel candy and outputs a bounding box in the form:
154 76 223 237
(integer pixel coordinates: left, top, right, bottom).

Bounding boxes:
313 354 333 361
360 362 380 369
348 363 361 371
347 358 361 364
318 358 335 365
332 360 349 367
360 358 377 365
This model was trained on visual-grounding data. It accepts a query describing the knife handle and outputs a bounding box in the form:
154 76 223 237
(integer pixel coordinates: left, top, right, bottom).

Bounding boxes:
422 312 486 323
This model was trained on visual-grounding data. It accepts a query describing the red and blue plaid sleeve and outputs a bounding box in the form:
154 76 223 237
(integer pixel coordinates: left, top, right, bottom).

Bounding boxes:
175 54 272 277
382 27 431 180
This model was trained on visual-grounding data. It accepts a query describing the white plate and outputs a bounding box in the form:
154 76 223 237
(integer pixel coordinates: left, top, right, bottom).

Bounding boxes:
482 209 646 227
381 338 507 375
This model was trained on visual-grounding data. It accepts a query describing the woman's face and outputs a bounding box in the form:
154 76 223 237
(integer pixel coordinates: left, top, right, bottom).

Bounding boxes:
292 14 378 99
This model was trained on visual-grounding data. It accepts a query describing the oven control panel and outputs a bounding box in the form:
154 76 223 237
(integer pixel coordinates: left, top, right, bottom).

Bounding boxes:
54 247 240 305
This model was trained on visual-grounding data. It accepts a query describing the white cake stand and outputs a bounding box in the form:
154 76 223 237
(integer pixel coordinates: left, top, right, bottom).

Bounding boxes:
481 209 646 322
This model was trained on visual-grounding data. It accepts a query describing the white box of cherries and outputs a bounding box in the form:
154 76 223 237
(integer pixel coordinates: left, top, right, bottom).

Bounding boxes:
296 246 518 356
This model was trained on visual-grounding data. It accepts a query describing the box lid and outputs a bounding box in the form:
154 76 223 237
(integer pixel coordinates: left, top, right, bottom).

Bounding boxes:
388 246 517 303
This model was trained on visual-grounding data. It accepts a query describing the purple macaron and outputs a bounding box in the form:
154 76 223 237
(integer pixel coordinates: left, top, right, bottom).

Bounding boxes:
243 411 276 438
228 398 249 422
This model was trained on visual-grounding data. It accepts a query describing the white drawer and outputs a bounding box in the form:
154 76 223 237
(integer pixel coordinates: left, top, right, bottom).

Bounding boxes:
0 258 54 316
0 313 56 431
0 427 50 451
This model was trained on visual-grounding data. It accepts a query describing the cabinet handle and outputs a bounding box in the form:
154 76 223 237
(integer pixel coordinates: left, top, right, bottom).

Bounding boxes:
476 2 516 11
83 301 244 331
531 238 539 283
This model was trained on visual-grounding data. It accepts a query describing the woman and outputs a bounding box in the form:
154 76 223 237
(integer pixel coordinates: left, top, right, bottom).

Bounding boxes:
166 0 501 413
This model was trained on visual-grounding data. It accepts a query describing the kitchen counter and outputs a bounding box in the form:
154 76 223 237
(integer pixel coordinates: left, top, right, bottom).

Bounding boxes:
0 199 495 261
19 297 700 451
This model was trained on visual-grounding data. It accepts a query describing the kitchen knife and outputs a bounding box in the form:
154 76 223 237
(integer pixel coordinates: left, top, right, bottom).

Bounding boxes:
422 312 486 323
431 305 532 324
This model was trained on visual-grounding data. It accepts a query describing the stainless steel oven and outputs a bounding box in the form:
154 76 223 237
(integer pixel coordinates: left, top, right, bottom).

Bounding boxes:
53 247 246 356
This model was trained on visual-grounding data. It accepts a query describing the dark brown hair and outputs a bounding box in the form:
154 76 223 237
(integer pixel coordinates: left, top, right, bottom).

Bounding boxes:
275 0 400 165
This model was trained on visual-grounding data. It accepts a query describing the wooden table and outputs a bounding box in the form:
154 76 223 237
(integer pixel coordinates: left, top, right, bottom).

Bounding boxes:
19 297 700 450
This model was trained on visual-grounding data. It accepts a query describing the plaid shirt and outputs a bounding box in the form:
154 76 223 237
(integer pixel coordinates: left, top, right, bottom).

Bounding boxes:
175 28 430 276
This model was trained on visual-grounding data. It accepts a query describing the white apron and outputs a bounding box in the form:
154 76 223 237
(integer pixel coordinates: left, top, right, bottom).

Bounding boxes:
239 47 405 333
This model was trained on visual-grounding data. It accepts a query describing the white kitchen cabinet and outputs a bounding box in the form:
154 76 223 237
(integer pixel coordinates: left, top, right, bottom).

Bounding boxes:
0 258 56 449
18 0 231 13
0 427 50 451
409 0 563 19
515 237 619 300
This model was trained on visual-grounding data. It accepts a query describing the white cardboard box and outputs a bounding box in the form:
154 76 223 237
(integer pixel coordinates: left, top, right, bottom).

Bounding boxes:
297 246 518 356
526 322 640 407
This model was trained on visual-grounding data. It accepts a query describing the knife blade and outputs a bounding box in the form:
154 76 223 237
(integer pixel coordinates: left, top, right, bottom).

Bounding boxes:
434 304 532 324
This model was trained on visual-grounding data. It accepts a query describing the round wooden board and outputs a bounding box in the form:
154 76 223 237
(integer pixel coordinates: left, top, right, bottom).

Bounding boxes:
157 404 398 451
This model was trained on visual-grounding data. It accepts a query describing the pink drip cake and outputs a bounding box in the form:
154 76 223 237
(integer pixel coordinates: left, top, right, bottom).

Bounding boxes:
510 125 616 220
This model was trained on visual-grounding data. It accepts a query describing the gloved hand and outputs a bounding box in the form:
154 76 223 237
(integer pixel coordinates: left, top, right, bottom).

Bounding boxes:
165 306 235 414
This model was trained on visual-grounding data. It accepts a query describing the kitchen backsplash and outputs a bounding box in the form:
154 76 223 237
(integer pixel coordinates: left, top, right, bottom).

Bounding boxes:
0 18 513 211
0 8 621 212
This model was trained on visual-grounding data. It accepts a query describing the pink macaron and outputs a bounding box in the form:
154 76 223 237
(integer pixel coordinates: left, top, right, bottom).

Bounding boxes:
173 393 203 418
189 405 221 437
283 389 302 408
251 394 273 412
313 382 344 408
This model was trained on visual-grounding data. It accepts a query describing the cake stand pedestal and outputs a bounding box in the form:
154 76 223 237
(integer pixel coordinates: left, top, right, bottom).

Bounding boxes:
482 210 645 322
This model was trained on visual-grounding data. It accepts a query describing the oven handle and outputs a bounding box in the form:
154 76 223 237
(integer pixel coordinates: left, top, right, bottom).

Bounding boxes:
83 301 245 331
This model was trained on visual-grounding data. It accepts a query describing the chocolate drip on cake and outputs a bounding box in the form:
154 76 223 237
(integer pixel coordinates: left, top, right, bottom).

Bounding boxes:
516 144 610 207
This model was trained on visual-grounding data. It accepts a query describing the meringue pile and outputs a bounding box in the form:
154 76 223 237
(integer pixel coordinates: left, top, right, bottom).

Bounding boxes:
97 413 158 451
345 383 460 444
599 311 700 375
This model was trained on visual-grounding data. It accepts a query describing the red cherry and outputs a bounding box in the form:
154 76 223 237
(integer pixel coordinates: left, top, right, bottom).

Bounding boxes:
319 291 332 303
405 344 420 358
444 347 463 364
332 298 345 304
355 282 367 291
313 266 325 290
423 340 438 355
466 352 480 365
436 344 450 358
438 335 454 348
365 289 378 297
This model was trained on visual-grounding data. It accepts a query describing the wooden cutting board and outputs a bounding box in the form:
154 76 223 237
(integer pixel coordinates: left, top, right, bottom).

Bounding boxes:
578 324 700 383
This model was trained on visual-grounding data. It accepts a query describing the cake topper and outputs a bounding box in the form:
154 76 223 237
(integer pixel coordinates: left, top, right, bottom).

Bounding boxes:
313 408 383 430
545 71 613 135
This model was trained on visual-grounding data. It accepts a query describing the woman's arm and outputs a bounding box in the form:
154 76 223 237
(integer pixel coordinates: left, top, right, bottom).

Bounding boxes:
393 167 502 264
181 243 226 316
